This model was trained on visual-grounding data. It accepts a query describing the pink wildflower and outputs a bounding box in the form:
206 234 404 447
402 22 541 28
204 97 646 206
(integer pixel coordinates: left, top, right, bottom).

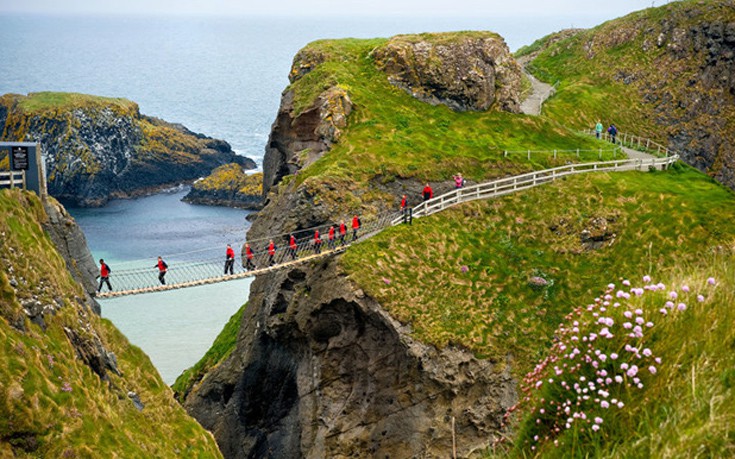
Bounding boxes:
669 291 678 300
643 275 651 283
642 348 652 357
594 417 603 424
623 279 631 287
682 285 690 292
677 303 687 311
665 301 674 309
649 366 657 374
707 277 716 285
697 295 704 302
610 353 618 360
592 424 600 432
624 311 633 318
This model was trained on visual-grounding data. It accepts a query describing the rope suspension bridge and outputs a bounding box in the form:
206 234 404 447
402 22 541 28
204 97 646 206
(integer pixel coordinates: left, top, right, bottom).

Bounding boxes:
96 136 678 299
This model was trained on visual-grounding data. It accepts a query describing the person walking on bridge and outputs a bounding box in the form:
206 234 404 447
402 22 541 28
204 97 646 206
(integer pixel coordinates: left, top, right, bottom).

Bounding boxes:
244 242 256 270
328 225 335 249
288 234 298 260
97 259 112 293
224 244 235 275
314 229 323 254
422 183 433 201
339 220 347 246
351 215 361 241
267 240 277 266
155 256 168 285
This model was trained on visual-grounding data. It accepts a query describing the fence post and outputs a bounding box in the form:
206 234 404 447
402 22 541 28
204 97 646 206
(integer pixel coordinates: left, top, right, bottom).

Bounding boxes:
504 150 507 158
9 171 14 189
577 149 580 158
553 149 557 159
527 150 530 160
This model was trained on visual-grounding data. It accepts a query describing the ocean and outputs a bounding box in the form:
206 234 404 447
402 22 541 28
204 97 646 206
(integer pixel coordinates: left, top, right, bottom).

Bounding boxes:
0 12 624 384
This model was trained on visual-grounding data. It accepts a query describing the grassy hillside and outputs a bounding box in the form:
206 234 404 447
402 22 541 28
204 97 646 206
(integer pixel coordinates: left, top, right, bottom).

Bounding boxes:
342 165 735 373
341 164 735 456
287 37 620 190
0 189 221 458
525 0 735 143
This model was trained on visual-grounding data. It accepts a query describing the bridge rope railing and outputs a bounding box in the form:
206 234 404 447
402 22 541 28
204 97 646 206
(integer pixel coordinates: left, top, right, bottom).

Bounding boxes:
98 137 679 298
97 209 402 297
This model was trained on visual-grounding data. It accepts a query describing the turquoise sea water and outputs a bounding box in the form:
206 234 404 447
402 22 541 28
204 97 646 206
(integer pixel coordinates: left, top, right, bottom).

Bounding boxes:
0 12 624 384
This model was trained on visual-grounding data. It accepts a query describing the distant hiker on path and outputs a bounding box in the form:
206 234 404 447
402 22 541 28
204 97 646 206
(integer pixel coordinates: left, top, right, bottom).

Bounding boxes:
351 215 361 241
423 183 433 201
595 120 603 139
288 234 298 260
607 124 618 144
156 256 168 285
339 220 347 246
97 259 112 292
454 173 465 189
225 244 235 275
267 240 277 266
400 194 408 213
244 242 256 270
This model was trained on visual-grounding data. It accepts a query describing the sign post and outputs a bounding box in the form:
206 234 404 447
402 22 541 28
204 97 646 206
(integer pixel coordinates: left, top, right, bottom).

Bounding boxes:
1 142 46 199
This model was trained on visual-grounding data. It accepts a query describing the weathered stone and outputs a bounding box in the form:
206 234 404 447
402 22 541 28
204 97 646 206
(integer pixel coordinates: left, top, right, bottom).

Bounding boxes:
183 257 516 458
372 33 522 113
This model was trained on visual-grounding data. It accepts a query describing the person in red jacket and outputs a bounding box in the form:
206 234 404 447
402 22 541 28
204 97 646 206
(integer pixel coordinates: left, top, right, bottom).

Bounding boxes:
314 229 322 254
288 234 298 260
339 220 347 246
97 258 112 292
328 225 336 249
266 240 276 266
422 183 433 201
351 215 361 241
224 244 235 275
244 242 256 270
400 194 408 212
155 256 168 285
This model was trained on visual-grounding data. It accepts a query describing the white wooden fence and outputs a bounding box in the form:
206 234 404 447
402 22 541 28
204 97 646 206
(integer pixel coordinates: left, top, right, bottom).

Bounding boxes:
0 170 26 189
394 155 678 224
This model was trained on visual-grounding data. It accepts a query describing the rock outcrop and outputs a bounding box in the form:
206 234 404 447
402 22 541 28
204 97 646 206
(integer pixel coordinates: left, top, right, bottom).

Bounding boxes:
262 78 352 196
183 164 263 209
372 32 522 113
0 92 256 207
183 257 516 458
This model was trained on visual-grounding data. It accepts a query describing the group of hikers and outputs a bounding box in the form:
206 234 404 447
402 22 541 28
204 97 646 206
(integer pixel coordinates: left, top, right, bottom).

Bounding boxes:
595 120 618 143
96 173 472 293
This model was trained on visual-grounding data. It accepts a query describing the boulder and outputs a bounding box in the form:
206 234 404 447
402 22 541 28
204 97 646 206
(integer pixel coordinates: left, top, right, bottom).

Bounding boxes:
372 32 522 113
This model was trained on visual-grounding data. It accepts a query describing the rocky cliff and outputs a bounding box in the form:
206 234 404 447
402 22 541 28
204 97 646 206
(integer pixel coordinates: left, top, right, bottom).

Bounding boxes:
0 92 256 207
524 0 735 189
0 188 221 457
182 257 515 458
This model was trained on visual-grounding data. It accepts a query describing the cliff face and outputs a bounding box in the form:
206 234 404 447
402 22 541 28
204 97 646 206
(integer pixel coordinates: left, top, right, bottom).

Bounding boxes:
372 32 522 113
0 92 256 207
262 74 352 196
0 189 222 457
183 257 515 458
527 0 735 189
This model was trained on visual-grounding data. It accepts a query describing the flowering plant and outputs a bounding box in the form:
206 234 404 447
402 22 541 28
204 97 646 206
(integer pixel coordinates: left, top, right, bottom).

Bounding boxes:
508 275 717 451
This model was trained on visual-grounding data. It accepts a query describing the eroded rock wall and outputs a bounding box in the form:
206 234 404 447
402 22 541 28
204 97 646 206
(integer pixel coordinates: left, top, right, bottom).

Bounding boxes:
184 257 515 458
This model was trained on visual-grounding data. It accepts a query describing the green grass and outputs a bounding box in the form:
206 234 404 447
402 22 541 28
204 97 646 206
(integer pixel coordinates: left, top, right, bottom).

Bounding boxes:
9 92 138 115
0 189 221 458
172 303 246 399
341 164 735 376
286 36 622 192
